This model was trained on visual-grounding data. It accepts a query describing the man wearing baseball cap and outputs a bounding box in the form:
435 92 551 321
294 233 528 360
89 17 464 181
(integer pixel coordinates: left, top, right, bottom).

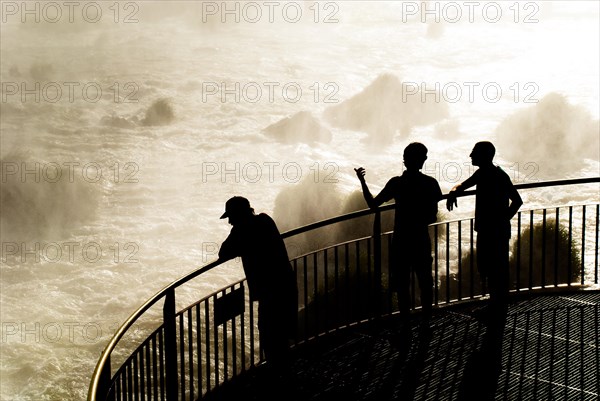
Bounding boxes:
218 196 298 377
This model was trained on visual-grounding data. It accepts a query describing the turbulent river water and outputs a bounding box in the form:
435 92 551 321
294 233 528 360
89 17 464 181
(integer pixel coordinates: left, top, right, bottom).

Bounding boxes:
1 1 599 400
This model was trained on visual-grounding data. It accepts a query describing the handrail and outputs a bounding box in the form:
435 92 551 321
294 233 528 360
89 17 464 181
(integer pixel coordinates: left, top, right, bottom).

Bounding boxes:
87 259 226 400
281 177 600 238
289 201 598 261
88 176 599 401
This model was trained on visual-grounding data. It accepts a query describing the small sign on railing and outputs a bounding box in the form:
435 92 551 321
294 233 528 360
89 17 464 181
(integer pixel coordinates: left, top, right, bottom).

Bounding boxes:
214 286 245 326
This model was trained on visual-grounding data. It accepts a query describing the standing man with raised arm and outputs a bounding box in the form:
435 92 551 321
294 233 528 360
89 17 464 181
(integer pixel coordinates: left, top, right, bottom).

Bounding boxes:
355 142 442 322
446 141 522 318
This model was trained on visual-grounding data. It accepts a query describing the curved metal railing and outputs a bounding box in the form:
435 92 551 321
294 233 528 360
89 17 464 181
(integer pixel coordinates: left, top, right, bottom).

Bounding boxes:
88 177 599 401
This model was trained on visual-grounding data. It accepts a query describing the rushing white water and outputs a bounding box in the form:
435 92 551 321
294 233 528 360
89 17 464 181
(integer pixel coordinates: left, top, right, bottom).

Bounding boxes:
1 1 599 400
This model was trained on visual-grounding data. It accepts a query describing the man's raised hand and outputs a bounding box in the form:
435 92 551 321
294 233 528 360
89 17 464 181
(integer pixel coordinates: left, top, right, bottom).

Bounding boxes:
354 167 366 182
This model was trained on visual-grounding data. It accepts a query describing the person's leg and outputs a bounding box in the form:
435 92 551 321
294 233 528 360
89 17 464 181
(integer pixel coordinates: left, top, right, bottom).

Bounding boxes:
391 239 411 317
476 234 491 297
485 235 509 309
258 300 291 369
476 233 497 325
257 300 295 397
487 236 509 332
477 233 510 299
395 274 411 317
478 234 509 368
414 232 433 318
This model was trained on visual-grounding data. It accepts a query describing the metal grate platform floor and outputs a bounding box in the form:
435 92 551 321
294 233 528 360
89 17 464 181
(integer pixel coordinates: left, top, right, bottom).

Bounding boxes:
203 292 600 401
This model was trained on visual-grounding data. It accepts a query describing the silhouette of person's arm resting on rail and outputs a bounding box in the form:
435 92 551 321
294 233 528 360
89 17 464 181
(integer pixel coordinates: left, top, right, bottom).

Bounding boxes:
445 141 523 375
218 196 298 379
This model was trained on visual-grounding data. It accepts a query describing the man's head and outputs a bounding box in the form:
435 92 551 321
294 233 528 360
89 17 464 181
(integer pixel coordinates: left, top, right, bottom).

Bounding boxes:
403 142 428 170
220 196 254 226
470 141 495 166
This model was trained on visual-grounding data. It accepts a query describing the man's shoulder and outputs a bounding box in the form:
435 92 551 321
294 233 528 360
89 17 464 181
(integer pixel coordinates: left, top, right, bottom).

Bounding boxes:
494 166 514 185
396 172 441 196
409 171 441 188
255 213 274 223
479 165 509 177
382 175 403 191
419 172 440 184
254 213 280 230
476 166 514 189
420 173 442 199
475 165 508 181
495 165 510 177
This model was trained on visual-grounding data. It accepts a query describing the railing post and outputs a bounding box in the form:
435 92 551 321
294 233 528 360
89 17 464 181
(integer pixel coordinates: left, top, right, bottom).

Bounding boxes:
373 210 382 317
163 288 178 401
98 353 114 401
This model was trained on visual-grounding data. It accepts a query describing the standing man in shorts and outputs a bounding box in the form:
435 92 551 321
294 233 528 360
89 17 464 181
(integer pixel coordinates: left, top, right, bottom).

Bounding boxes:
355 142 442 321
446 141 523 319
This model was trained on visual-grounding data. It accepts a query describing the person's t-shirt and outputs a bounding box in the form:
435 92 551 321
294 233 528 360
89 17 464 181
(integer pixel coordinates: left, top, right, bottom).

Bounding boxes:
219 213 294 301
375 170 442 234
471 166 515 237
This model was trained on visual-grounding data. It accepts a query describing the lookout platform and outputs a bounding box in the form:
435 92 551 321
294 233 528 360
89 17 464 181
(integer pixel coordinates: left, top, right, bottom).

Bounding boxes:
203 291 600 401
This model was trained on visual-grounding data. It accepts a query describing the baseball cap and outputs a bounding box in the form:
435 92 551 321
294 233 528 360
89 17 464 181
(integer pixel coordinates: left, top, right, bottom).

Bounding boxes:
220 196 251 219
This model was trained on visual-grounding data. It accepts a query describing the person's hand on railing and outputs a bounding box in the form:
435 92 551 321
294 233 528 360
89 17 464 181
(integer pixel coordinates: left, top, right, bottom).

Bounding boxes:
446 190 458 211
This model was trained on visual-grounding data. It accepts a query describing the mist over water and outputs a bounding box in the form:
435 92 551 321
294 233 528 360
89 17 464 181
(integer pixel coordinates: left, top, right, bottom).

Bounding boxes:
263 111 332 144
496 93 600 176
1 2 599 400
0 151 100 242
324 73 449 148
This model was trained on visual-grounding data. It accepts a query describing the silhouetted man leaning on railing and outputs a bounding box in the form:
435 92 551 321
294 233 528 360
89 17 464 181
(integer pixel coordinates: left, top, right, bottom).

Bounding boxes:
218 196 298 379
446 141 523 371
355 142 442 323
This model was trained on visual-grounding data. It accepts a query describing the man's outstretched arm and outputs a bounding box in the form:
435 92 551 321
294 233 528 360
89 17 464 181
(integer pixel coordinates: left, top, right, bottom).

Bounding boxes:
446 173 478 211
354 167 380 210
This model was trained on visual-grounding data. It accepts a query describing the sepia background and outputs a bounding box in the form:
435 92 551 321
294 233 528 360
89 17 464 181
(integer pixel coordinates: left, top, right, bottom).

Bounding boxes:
1 1 598 399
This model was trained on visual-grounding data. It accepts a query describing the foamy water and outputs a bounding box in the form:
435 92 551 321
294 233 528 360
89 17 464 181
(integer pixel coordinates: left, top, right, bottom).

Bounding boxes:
1 2 599 400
